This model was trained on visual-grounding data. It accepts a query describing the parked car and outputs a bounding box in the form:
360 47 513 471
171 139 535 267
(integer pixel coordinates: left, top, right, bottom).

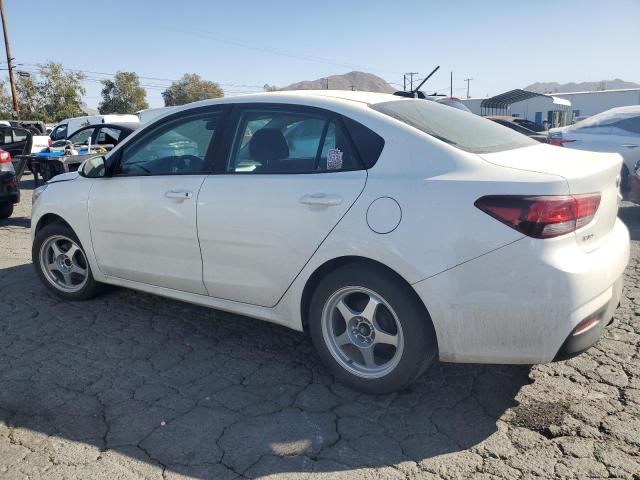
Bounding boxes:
512 118 545 132
485 116 548 142
31 122 139 182
0 124 33 180
31 91 629 393
49 114 139 142
0 149 21 219
434 96 472 112
549 106 640 190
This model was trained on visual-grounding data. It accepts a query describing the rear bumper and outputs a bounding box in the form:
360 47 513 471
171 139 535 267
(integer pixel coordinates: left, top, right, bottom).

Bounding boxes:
554 274 623 360
413 218 630 364
0 171 20 204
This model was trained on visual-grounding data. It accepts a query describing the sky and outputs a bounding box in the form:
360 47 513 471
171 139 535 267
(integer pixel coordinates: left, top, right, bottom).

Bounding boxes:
3 0 640 109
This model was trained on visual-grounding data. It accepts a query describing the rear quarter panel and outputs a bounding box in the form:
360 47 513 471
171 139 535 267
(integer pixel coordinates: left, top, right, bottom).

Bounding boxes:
274 120 570 329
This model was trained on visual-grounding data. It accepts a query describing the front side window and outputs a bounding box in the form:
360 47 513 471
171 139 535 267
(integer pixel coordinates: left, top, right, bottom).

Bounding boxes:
613 116 640 135
372 99 536 154
117 112 220 176
68 128 94 146
228 109 358 173
96 127 122 145
51 124 67 140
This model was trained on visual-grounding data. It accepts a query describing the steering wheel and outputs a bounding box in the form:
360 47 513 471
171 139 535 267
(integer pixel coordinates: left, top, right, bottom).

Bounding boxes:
170 155 202 173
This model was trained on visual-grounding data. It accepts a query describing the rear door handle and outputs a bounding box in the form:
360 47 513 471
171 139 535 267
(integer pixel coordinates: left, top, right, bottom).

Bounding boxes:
299 193 343 206
622 144 640 148
165 189 194 200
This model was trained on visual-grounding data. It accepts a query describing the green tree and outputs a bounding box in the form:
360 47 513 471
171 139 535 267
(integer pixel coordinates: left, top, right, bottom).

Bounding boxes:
162 74 223 106
13 62 86 122
0 80 14 118
98 71 148 114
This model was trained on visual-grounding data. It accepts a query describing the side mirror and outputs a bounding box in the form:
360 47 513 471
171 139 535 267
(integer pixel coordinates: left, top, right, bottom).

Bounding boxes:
79 155 108 178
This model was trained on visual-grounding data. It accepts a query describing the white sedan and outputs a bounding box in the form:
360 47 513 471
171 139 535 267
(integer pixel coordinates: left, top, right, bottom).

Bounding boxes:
31 91 629 393
549 105 640 190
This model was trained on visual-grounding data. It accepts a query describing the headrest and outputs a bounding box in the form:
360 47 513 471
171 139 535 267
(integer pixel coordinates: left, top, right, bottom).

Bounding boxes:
249 128 289 163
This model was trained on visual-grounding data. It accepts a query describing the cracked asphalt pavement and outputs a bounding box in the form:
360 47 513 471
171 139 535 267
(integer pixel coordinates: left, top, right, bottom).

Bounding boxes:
1 176 639 479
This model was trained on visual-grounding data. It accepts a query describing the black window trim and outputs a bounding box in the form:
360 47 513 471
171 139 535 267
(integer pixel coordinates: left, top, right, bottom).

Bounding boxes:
211 102 367 175
108 104 231 178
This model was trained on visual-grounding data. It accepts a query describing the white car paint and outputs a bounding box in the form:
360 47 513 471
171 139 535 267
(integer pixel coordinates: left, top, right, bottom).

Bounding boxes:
549 105 640 177
32 91 629 365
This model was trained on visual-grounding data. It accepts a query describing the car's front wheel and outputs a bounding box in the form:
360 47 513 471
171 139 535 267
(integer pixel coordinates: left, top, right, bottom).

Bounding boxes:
309 263 437 394
33 222 105 300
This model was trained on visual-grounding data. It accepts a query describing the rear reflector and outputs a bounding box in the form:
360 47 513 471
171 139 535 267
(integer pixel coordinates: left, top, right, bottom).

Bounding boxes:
549 137 576 147
475 194 601 239
572 314 600 336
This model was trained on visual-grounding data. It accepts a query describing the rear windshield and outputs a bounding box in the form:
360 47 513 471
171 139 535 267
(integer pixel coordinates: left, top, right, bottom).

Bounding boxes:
371 99 537 154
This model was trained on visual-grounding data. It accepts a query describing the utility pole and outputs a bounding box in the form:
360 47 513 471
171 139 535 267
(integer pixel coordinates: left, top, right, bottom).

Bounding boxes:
404 72 418 91
464 78 473 99
0 0 18 119
450 71 453 97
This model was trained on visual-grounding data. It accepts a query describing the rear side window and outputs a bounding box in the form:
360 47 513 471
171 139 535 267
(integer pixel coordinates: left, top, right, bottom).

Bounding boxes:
372 99 537 154
228 109 360 173
342 117 385 168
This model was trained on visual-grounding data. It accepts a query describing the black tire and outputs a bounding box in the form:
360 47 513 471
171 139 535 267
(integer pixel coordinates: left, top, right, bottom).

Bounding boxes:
621 165 630 193
309 263 438 394
0 202 13 219
32 222 105 301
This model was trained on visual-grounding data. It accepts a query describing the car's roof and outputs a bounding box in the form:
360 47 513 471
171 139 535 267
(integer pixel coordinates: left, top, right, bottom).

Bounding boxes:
188 90 402 109
76 122 140 131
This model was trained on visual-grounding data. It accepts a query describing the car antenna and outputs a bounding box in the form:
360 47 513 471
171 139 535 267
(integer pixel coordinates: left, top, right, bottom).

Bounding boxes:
393 65 440 99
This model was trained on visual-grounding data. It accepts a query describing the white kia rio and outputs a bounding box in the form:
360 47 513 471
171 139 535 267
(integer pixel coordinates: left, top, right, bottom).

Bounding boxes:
31 91 629 393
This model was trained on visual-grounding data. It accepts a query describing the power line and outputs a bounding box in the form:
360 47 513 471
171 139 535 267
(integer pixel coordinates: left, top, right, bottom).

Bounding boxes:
174 28 402 76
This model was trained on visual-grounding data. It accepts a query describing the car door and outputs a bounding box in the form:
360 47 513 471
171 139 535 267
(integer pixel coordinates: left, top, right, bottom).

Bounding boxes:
88 106 227 294
197 104 368 307
0 126 29 157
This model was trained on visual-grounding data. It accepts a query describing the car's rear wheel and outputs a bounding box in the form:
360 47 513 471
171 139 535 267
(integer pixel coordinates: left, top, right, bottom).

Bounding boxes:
309 263 437 394
0 202 13 219
621 165 630 193
33 222 105 300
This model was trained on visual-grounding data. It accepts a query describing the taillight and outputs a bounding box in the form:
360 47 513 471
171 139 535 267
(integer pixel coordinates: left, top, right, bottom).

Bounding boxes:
475 194 601 239
48 138 53 147
549 137 576 147
0 150 10 163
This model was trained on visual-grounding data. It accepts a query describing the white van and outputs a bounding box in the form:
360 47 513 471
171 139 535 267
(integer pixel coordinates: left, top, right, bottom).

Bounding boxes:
49 114 139 141
136 106 178 124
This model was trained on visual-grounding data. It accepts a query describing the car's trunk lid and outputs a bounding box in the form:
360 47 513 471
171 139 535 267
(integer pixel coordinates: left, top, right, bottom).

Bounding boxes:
479 144 622 252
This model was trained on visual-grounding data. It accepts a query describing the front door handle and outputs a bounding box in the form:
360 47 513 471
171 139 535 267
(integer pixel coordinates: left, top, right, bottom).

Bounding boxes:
622 144 640 149
299 193 343 207
165 189 194 200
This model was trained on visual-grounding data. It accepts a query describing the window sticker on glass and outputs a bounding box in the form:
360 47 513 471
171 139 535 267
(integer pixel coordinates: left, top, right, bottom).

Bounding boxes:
327 148 343 170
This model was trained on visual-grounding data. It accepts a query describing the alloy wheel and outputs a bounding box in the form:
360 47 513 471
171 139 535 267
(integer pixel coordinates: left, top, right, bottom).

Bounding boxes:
321 286 404 379
39 235 89 293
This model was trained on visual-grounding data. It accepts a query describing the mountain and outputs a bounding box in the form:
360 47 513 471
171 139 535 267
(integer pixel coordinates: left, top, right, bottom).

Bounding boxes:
281 71 395 93
524 79 640 94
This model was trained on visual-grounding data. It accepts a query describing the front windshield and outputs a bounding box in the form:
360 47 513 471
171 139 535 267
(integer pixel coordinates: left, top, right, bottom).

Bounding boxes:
372 99 537 154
